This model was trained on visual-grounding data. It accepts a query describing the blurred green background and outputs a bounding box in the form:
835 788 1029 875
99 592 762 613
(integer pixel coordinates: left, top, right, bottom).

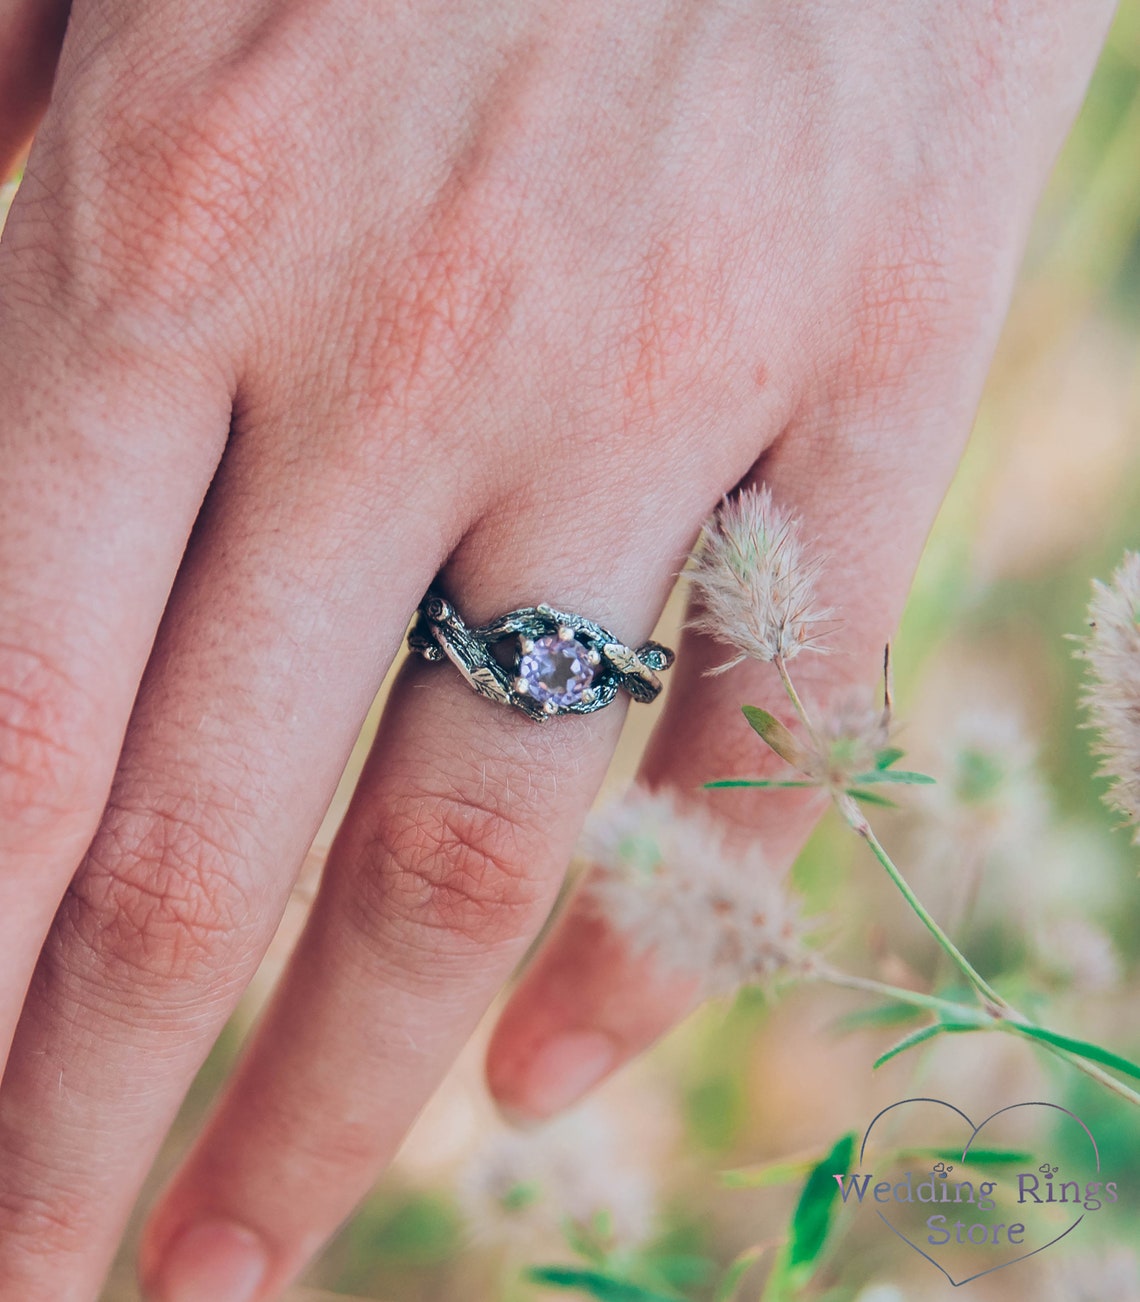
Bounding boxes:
7 5 1140 1300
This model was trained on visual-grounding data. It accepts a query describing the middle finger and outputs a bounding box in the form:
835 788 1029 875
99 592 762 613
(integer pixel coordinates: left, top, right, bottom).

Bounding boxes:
135 476 733 1301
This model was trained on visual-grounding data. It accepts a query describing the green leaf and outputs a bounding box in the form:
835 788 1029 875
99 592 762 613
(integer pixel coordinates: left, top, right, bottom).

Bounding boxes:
787 1132 856 1268
720 1154 822 1189
713 1245 770 1302
935 1009 994 1031
874 747 905 770
898 1145 1033 1168
500 1181 541 1212
849 769 936 786
526 1267 684 1302
562 1215 609 1265
349 1191 462 1265
953 1147 1035 1166
686 1074 746 1152
704 778 817 790
954 747 1007 804
832 1002 924 1034
741 706 810 770
1010 1024 1140 1081
873 1023 947 1069
845 788 899 809
648 1254 715 1290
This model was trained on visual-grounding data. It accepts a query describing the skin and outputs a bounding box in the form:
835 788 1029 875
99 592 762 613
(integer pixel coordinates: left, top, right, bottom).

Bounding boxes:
0 0 1117 1298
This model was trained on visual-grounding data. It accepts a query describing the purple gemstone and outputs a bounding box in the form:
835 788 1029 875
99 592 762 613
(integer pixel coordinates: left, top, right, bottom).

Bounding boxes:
518 634 595 708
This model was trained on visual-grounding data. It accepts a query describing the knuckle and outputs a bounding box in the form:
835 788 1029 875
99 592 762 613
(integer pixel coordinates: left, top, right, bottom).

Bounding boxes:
96 97 272 295
58 796 258 990
349 186 523 417
616 219 742 426
0 640 98 844
350 790 547 957
0 1178 94 1265
17 73 288 342
247 1088 379 1175
836 191 961 405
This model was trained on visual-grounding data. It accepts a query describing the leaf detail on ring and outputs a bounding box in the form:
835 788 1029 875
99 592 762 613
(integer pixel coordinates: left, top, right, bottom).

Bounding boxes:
602 641 657 683
602 642 661 702
464 664 513 703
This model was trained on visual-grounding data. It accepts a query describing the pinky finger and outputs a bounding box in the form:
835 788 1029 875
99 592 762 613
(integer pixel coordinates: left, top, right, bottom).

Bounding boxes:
487 396 972 1119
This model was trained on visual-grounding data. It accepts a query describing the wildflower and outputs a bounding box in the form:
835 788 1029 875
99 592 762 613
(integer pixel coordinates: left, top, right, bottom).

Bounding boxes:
912 709 1050 901
1079 551 1140 843
686 485 833 670
1050 1247 1140 1302
579 785 817 997
456 1105 656 1251
1036 914 1121 993
806 691 893 791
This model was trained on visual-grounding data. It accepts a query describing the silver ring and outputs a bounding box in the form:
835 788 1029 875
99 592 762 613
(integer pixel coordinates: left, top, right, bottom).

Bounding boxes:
408 588 675 721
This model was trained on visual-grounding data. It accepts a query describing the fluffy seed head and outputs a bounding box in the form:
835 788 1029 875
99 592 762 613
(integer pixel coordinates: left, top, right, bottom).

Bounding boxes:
807 691 892 790
686 485 833 670
456 1105 656 1251
1036 914 1121 993
1051 1247 1140 1302
915 709 1050 891
1078 551 1140 843
579 785 817 997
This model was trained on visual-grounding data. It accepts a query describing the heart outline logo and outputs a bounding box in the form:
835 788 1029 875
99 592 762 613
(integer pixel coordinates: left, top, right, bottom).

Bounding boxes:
857 1097 1100 1287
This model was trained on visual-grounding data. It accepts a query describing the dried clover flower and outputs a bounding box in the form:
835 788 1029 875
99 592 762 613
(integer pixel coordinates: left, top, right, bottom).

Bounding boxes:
806 691 893 791
916 710 1050 884
456 1105 656 1251
1036 914 1121 994
1051 1247 1140 1302
579 784 817 997
1079 551 1140 843
687 485 833 670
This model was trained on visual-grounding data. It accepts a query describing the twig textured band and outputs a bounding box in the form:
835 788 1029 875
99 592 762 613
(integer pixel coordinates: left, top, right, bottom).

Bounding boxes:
408 589 674 721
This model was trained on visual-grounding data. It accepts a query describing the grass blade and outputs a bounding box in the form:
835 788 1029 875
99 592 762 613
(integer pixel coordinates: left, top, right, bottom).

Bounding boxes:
1010 1024 1140 1081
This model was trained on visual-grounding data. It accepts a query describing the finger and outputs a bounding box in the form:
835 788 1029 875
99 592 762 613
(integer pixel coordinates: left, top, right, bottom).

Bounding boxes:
0 409 451 1296
0 289 233 1089
135 472 738 1302
485 370 989 1118
0 0 69 180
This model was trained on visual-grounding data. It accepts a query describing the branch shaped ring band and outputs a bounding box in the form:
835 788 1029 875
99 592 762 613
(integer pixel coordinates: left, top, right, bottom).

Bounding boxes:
408 588 675 721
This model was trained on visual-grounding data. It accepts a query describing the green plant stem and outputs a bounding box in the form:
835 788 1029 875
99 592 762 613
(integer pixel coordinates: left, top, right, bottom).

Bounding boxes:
769 659 1140 1111
769 655 1005 1010
1014 1034 1140 1109
772 656 823 750
821 969 1140 1107
816 966 988 1025
835 795 1012 1014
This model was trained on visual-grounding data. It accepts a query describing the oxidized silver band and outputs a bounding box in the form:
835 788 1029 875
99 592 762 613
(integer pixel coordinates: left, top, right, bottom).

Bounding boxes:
408 588 674 721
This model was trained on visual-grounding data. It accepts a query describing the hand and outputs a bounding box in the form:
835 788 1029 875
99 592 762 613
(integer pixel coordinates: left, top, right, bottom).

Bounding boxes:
0 1 1114 1298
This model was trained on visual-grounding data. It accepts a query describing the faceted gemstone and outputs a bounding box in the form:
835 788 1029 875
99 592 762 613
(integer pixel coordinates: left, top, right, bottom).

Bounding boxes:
518 634 595 708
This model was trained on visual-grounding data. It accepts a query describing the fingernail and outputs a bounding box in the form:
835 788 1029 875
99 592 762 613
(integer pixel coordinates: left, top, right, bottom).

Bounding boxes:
511 1028 618 1117
147 1218 268 1302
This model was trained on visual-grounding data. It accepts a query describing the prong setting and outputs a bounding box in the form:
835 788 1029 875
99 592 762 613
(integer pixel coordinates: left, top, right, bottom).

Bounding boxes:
412 588 673 720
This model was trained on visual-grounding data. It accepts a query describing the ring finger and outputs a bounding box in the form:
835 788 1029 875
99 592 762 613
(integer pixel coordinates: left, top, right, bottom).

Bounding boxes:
134 463 747 1302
